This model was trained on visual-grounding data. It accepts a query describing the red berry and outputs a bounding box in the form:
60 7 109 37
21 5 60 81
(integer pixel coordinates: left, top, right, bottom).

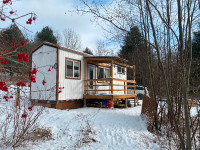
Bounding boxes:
9 11 14 14
31 68 37 75
42 80 46 85
28 107 32 111
21 114 27 118
21 41 25 46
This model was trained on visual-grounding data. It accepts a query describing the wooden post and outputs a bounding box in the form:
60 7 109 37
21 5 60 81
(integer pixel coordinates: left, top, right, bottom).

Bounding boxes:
133 65 136 95
125 98 128 108
111 61 113 95
111 61 114 108
16 87 20 107
84 59 87 107
111 99 114 108
133 65 136 107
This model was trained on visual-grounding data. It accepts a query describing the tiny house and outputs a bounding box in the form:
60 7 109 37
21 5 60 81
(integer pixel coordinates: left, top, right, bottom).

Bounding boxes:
31 42 138 109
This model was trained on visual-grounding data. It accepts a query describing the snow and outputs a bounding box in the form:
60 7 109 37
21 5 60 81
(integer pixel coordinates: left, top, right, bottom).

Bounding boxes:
0 90 162 150
2 87 198 150
22 107 161 150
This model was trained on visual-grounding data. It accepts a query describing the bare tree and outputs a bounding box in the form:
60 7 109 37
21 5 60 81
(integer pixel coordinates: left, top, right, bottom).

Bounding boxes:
95 40 114 56
63 28 82 50
75 0 200 149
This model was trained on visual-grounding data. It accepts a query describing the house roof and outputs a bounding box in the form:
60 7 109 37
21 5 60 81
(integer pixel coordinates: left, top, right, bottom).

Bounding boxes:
84 56 134 68
84 56 127 63
31 41 92 56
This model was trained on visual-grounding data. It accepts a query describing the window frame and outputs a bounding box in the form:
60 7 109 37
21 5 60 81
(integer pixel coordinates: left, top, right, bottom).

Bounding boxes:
65 58 81 80
97 66 111 83
117 66 125 74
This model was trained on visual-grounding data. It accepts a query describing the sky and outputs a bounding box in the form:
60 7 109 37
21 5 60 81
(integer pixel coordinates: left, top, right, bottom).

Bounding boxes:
1 0 111 52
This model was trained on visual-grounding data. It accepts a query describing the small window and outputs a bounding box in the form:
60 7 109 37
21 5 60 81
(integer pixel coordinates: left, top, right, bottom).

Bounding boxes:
67 60 73 77
74 61 80 78
118 66 122 73
122 67 125 73
98 67 104 79
105 68 110 78
66 58 81 79
118 66 125 74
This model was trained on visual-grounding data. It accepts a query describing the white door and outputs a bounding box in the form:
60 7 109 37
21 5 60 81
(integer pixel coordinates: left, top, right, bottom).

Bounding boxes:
87 64 95 90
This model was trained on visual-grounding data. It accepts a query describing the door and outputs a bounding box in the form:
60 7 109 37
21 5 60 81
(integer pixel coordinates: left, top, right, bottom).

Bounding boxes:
87 64 95 90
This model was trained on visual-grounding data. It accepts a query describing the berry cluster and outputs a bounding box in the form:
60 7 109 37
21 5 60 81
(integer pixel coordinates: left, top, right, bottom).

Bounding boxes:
26 16 36 24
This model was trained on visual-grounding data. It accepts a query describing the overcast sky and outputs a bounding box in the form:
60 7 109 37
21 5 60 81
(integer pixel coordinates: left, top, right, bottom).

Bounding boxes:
1 0 110 52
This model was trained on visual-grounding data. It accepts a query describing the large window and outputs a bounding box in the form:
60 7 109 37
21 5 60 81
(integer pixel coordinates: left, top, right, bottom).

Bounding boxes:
66 58 81 79
98 67 110 79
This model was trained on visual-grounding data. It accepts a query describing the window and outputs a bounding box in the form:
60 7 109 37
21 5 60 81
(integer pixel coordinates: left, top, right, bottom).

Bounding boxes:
118 66 122 73
98 67 104 79
98 67 110 79
105 68 110 78
66 58 81 79
118 66 125 74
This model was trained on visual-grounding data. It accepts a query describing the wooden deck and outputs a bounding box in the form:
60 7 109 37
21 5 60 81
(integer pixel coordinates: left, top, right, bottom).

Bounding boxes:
83 56 138 108
84 94 136 100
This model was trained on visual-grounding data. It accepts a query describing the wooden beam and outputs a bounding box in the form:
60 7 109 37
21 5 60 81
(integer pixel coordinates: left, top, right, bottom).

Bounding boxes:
85 78 136 83
86 89 134 92
86 84 110 87
113 78 136 83
85 78 111 82
87 61 111 68
86 89 112 92
133 65 136 95
113 95 136 99
84 59 87 107
125 98 127 108
85 84 135 87
111 61 113 94
113 61 133 68
84 94 136 100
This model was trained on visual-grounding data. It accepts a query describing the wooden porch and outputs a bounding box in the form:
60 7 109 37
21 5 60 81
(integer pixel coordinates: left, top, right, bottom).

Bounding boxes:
83 56 139 108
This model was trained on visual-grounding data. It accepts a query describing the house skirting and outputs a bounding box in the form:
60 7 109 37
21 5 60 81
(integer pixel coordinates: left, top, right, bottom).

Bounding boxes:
31 99 83 109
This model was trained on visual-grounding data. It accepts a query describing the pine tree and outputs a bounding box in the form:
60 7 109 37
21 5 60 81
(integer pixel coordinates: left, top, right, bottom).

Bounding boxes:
1 24 31 79
119 26 145 61
83 47 93 55
118 26 147 85
36 26 57 44
191 24 200 90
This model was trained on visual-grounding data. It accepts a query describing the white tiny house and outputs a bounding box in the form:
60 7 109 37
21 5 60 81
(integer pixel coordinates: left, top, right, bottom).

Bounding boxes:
31 42 137 109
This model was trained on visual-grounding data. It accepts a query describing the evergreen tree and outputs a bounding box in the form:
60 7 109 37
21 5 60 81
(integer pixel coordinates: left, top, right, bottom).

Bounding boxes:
118 26 147 85
119 26 145 61
191 24 200 91
36 26 57 44
1 24 31 79
83 47 93 55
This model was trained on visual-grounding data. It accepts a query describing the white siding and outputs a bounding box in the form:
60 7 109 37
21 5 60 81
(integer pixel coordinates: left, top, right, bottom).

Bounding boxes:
31 45 57 100
58 49 84 100
113 64 127 95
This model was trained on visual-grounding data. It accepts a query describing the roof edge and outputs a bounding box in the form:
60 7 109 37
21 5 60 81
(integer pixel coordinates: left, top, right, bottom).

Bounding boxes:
31 41 92 56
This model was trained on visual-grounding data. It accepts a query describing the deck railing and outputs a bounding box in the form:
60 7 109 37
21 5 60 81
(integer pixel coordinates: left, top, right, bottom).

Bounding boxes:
84 78 136 95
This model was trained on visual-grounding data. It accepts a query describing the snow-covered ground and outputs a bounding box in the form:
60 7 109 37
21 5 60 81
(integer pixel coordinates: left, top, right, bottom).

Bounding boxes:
23 106 161 150
0 100 162 149
0 87 199 150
